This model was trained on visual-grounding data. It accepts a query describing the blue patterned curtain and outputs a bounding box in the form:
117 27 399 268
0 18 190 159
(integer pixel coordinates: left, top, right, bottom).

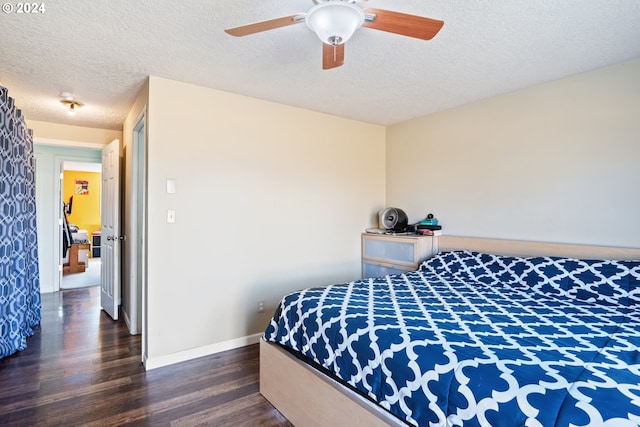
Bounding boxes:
0 86 41 359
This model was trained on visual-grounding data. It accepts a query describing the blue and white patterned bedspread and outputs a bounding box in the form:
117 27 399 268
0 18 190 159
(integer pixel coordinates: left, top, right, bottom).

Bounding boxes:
264 251 640 426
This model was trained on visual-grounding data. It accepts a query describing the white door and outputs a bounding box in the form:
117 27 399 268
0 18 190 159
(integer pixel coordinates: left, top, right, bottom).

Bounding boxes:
101 139 121 320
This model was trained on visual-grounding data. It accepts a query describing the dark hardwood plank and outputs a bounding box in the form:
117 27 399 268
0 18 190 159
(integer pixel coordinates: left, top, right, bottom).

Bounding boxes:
0 287 292 426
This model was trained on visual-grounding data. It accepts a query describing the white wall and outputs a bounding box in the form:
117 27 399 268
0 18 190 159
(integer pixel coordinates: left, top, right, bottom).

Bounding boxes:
386 59 640 248
144 76 385 365
30 120 122 147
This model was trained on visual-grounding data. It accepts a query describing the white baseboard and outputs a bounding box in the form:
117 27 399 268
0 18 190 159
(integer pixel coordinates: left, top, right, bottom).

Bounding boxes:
122 309 141 335
122 310 131 333
143 333 263 371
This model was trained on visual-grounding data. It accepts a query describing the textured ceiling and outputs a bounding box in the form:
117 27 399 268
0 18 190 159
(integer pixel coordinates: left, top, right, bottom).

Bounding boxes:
1 0 639 130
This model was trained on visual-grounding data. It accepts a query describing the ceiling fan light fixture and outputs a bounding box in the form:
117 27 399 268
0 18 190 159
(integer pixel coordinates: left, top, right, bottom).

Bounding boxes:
306 1 364 45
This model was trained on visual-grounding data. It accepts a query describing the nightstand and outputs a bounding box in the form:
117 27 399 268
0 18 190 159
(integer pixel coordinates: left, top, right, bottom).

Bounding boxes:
362 233 438 279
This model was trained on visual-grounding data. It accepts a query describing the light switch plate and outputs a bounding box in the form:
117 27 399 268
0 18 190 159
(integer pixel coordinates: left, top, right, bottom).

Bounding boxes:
167 209 176 223
166 178 176 194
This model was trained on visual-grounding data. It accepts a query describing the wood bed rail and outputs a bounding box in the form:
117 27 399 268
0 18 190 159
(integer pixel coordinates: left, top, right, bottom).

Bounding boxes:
437 236 640 260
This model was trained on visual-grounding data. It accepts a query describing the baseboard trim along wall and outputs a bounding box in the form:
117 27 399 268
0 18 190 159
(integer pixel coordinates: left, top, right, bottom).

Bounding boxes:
144 333 263 371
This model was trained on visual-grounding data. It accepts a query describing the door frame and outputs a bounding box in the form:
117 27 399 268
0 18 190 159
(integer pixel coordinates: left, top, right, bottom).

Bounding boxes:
54 152 102 292
34 135 146 359
34 140 103 293
125 110 147 341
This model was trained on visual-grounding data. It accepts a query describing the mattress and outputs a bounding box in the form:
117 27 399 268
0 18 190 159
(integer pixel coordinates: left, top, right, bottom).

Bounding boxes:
264 251 640 426
72 229 89 243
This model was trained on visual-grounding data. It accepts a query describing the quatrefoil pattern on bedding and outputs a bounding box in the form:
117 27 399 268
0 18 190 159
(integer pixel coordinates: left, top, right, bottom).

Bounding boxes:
265 251 640 426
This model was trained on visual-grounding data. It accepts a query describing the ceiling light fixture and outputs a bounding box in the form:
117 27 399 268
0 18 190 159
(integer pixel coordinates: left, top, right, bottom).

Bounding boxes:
306 1 364 46
60 93 83 115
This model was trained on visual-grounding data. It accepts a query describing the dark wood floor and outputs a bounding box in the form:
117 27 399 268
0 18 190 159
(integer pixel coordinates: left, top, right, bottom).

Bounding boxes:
0 286 293 426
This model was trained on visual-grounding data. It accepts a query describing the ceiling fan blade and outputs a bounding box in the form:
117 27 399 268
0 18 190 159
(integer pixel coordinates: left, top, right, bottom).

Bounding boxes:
362 8 443 40
225 14 305 37
322 43 345 70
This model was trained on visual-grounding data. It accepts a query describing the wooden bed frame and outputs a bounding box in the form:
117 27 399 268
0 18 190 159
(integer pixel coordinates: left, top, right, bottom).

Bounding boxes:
260 236 640 426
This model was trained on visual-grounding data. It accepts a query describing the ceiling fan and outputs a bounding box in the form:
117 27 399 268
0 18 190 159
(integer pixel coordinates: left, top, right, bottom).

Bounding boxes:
224 0 444 70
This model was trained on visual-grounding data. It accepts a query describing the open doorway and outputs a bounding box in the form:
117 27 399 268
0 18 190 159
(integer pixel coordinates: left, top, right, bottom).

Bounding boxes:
34 145 102 294
35 136 145 337
34 136 144 354
60 161 102 290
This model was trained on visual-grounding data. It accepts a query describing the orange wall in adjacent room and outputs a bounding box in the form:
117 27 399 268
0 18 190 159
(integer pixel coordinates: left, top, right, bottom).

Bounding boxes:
63 170 101 240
